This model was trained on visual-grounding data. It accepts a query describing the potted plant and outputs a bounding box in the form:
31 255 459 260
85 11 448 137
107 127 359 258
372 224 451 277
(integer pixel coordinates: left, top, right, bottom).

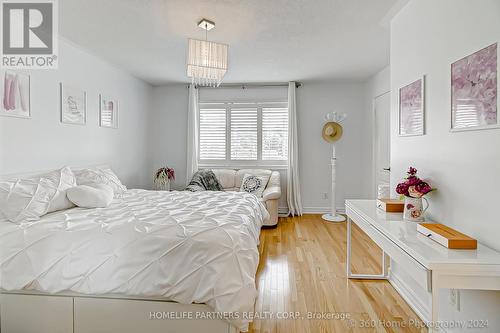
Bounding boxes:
154 167 175 191
395 167 435 222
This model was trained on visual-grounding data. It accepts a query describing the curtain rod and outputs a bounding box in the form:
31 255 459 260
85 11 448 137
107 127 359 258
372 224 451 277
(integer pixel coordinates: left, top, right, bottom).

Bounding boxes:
188 82 302 89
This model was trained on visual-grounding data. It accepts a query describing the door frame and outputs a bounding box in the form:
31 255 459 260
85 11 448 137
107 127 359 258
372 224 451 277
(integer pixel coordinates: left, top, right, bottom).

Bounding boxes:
372 90 391 198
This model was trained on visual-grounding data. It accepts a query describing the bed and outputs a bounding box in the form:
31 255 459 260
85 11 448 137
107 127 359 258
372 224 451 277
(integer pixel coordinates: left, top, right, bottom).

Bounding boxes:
0 167 269 333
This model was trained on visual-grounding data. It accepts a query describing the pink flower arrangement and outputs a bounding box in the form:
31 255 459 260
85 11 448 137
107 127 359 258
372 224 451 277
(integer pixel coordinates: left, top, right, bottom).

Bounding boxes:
395 167 435 198
154 166 175 190
155 167 175 181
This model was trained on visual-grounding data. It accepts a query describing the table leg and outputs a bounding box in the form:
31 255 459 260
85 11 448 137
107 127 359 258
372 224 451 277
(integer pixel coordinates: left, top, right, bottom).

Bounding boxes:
431 273 439 332
346 217 352 277
346 217 388 280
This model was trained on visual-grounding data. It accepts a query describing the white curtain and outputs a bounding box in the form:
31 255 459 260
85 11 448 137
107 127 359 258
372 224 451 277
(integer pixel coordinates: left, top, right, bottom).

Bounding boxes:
186 84 199 185
287 82 303 216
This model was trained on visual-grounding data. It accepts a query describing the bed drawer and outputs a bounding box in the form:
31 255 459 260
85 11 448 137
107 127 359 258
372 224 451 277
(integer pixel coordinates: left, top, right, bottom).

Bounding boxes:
347 206 431 291
0 293 73 333
74 297 235 333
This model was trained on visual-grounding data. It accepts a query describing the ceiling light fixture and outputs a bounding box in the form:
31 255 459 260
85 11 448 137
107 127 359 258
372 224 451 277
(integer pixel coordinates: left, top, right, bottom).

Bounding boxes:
187 19 228 87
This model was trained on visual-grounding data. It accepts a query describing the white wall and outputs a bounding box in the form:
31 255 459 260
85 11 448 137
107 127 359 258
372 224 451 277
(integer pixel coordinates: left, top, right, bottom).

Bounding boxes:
199 86 288 103
148 82 372 212
148 85 189 190
390 0 500 329
0 38 152 188
297 81 371 212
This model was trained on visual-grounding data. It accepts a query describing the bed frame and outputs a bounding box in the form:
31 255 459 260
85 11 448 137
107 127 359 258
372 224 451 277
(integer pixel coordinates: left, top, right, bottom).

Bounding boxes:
0 166 240 333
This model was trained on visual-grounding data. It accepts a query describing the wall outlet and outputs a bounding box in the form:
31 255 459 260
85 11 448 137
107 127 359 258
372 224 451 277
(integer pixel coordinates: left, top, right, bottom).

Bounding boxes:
450 289 460 311
322 192 328 200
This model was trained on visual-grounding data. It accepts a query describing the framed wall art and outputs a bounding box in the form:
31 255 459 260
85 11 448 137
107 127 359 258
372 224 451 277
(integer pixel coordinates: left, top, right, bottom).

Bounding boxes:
99 94 118 128
60 83 86 125
0 70 30 118
399 76 425 136
451 43 498 132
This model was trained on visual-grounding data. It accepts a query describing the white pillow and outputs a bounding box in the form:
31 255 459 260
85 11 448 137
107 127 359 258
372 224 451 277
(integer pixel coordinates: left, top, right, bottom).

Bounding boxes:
47 166 77 213
74 167 126 196
0 167 76 223
67 184 114 208
240 174 270 198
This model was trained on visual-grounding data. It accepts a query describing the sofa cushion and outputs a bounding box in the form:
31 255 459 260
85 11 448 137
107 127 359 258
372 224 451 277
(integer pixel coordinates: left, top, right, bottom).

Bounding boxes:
224 187 239 192
240 174 270 198
235 169 272 188
211 169 236 189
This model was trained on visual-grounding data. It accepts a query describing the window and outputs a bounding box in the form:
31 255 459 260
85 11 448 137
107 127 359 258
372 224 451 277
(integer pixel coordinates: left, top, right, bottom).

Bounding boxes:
198 101 288 166
262 107 288 160
199 108 226 160
231 107 258 160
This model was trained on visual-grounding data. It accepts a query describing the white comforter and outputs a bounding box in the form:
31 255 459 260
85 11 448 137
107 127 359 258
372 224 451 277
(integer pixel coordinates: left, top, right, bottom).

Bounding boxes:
0 189 269 331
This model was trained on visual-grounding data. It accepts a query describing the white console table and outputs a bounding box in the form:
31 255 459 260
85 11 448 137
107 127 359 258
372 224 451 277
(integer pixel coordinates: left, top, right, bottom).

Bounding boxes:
345 200 500 332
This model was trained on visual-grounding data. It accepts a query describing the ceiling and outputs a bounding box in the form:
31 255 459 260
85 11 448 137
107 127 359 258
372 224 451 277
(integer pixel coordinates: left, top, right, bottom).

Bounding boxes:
60 0 405 85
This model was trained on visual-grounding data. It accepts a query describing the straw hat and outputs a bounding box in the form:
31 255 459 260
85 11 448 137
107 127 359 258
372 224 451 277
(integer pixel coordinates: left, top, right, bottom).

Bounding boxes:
322 122 343 142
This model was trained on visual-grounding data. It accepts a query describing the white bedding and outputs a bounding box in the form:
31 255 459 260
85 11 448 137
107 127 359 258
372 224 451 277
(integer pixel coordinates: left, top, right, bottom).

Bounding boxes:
0 189 269 331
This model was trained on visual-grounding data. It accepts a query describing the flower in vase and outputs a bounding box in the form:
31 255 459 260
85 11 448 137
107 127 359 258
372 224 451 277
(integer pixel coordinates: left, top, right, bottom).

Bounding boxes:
405 175 421 186
408 185 423 198
155 166 175 190
396 183 409 196
396 166 436 199
415 182 432 195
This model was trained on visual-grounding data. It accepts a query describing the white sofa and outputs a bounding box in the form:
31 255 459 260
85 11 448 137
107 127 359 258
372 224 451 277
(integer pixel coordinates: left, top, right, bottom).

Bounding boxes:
211 169 281 227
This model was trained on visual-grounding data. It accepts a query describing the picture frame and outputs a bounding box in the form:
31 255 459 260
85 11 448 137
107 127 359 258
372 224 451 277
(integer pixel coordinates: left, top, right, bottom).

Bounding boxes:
99 94 118 128
450 43 498 132
60 83 86 125
398 76 425 136
0 70 31 119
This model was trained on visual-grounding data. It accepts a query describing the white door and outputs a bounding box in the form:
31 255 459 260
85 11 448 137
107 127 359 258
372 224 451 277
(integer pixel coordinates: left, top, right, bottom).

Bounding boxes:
374 92 391 195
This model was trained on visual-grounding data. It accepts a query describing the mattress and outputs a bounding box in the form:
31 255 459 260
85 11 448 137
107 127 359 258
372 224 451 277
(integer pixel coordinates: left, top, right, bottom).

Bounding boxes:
0 189 269 331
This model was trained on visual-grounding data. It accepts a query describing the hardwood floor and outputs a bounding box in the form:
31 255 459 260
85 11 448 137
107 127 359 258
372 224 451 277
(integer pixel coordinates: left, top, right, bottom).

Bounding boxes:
248 214 427 333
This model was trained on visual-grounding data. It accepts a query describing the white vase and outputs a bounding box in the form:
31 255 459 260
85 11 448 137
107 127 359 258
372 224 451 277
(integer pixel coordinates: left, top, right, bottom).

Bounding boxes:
155 179 170 191
403 196 428 222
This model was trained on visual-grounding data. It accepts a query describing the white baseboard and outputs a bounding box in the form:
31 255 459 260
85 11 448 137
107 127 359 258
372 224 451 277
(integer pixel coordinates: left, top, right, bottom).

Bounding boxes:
302 206 346 214
389 271 430 323
278 207 346 216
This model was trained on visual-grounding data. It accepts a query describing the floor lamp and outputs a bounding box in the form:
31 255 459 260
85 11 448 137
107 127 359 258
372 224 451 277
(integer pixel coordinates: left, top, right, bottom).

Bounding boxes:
321 112 347 222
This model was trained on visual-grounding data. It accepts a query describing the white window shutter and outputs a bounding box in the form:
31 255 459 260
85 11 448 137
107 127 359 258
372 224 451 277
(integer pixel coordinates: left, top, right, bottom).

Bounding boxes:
262 107 288 160
198 101 289 164
199 108 226 160
230 108 258 160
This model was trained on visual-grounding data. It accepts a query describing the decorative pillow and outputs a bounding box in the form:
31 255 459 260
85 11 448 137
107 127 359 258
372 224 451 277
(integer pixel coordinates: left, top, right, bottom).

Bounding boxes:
240 174 270 198
67 184 114 208
74 167 126 196
0 167 76 223
47 166 77 213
